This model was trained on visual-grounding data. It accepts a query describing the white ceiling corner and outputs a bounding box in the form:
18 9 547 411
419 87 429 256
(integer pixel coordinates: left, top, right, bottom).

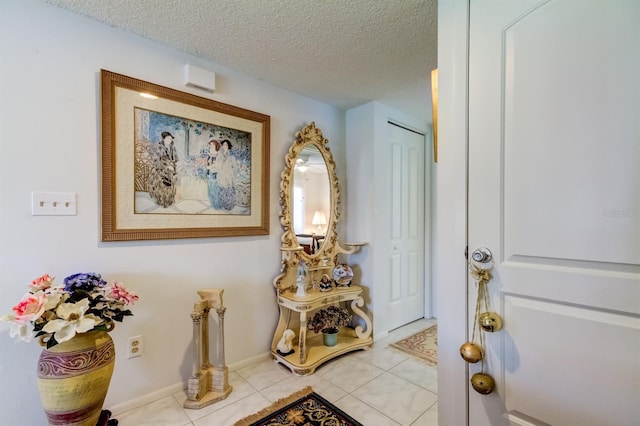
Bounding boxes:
40 0 438 119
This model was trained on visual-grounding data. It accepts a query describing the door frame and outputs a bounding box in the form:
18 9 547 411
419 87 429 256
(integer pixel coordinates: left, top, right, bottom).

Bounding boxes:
435 0 471 425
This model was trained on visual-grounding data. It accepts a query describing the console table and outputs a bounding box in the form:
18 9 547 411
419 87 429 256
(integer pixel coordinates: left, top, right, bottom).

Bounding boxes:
271 284 372 375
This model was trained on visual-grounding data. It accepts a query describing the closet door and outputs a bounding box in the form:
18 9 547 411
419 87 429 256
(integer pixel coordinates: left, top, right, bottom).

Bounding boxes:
387 122 425 330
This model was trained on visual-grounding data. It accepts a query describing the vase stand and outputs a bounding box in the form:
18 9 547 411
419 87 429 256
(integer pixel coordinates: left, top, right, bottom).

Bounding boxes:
97 409 118 426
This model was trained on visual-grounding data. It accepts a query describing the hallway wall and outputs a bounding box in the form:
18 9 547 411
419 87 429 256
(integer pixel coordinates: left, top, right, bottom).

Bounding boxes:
0 1 345 424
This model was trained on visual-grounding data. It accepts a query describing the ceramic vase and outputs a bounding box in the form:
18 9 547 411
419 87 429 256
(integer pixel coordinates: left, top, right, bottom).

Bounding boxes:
322 328 339 347
37 329 115 426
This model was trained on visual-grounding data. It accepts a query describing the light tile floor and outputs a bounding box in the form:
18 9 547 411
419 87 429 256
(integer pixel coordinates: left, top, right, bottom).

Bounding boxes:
115 318 437 426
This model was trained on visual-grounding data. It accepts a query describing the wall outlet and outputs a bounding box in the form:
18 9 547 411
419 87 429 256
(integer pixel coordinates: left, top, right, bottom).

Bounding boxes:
127 335 143 359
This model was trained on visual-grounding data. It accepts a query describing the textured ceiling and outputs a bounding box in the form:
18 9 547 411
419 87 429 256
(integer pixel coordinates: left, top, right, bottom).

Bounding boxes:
41 0 438 119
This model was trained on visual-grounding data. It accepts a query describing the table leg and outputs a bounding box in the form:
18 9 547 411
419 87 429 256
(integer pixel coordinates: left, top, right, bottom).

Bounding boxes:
298 311 307 364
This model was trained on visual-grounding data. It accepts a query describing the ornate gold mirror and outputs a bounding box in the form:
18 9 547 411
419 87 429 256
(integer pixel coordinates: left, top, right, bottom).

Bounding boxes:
274 122 362 293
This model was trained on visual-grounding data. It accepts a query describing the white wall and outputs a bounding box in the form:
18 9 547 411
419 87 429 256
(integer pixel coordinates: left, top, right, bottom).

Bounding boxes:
0 1 345 424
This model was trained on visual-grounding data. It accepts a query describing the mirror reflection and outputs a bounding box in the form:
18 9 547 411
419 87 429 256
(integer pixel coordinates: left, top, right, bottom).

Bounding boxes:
293 145 330 255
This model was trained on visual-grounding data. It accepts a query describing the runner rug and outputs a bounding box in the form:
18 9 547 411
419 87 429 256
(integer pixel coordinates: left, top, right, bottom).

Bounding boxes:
389 324 438 365
234 386 362 426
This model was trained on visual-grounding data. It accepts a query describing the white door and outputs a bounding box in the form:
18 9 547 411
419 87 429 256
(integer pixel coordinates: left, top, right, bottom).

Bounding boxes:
387 122 425 330
467 1 640 425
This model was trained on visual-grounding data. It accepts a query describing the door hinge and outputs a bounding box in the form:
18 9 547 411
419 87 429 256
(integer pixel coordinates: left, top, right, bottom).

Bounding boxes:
465 246 469 259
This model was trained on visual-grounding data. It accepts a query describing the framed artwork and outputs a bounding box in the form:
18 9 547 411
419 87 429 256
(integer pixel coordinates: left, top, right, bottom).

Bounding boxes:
100 69 270 241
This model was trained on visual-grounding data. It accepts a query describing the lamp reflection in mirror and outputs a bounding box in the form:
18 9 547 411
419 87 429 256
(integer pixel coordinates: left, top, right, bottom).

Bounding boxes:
312 211 327 234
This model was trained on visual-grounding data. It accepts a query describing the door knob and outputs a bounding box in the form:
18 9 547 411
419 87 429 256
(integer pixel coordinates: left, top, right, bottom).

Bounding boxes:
471 247 492 263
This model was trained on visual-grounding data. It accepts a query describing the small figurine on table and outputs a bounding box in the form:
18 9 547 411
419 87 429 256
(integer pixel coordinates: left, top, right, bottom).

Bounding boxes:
295 260 309 297
276 329 295 356
319 274 333 292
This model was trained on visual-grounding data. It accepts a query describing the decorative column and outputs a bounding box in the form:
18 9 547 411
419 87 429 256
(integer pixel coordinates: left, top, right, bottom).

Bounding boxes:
216 307 226 368
190 311 202 379
184 289 233 409
197 291 211 371
210 305 228 394
186 300 207 402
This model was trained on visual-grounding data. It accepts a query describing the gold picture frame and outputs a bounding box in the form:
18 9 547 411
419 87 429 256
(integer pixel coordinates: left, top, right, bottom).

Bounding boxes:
101 69 270 241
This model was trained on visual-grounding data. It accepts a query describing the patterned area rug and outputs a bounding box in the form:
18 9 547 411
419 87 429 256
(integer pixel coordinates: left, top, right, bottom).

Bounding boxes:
389 324 438 365
234 387 362 426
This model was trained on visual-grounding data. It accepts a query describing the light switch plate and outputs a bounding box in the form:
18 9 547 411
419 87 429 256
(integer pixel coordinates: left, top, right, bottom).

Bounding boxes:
32 192 77 216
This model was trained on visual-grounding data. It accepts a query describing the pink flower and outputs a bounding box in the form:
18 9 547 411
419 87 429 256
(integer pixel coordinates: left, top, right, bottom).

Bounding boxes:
1 290 61 342
109 281 139 305
30 274 54 291
8 292 47 325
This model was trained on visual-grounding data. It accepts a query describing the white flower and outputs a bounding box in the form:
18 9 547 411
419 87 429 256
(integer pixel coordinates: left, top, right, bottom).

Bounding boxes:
43 291 63 311
42 298 101 343
7 321 36 343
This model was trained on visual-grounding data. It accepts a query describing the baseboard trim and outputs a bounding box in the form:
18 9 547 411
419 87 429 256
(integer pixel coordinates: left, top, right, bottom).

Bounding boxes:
230 351 273 372
374 330 388 341
109 351 273 416
109 381 185 417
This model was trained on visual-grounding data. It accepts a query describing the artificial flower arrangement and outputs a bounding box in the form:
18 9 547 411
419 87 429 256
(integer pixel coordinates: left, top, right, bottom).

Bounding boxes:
307 305 352 334
1 272 138 348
